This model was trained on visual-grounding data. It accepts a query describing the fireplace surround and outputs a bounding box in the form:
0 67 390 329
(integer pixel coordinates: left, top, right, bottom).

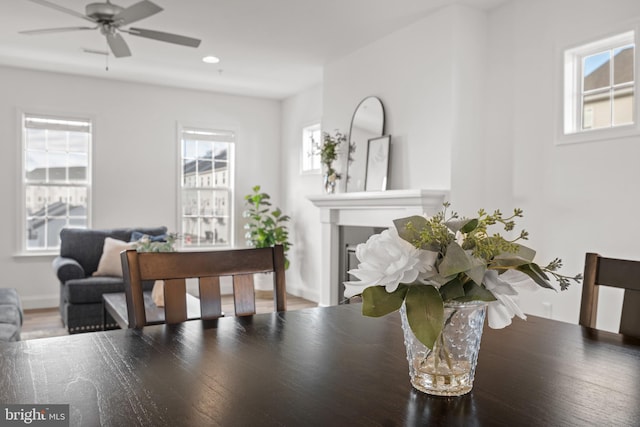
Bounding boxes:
308 189 449 306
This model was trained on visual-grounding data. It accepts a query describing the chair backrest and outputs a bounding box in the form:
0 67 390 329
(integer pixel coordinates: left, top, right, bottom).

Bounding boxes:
579 252 640 338
121 245 286 329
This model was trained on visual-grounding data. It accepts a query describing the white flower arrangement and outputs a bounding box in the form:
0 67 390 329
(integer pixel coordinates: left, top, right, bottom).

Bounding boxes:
345 203 582 349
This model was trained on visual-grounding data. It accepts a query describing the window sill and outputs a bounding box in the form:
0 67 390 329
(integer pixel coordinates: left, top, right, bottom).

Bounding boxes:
13 251 58 259
557 124 640 145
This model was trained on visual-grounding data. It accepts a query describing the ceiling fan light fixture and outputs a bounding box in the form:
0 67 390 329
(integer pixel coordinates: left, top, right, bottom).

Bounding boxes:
21 0 200 58
202 55 220 64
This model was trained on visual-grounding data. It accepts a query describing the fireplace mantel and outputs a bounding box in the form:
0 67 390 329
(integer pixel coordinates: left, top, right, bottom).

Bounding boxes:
308 189 449 306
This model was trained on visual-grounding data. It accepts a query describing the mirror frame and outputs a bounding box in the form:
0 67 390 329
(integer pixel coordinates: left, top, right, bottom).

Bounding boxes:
345 96 385 192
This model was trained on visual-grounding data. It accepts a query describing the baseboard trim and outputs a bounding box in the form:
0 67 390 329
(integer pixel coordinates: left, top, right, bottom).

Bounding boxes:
20 295 59 310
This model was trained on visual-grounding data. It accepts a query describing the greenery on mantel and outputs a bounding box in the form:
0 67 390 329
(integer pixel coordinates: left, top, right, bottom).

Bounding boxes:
313 130 347 183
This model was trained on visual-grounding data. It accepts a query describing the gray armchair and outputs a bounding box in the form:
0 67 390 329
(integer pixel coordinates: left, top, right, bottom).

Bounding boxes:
53 227 166 333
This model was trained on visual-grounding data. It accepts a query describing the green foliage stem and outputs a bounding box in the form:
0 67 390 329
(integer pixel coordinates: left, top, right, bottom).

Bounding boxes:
243 185 292 269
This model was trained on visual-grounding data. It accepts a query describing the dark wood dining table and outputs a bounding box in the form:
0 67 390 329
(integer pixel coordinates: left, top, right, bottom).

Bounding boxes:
1 304 639 426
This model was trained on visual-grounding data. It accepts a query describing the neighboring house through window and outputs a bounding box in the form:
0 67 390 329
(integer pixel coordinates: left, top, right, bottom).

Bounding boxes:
563 31 636 140
179 126 234 247
21 113 92 252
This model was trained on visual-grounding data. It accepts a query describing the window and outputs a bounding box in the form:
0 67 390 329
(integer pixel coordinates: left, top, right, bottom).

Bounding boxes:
21 113 92 252
301 123 321 174
180 127 234 248
563 31 636 138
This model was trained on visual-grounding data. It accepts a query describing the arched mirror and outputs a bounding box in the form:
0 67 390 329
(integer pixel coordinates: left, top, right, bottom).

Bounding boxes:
346 96 385 192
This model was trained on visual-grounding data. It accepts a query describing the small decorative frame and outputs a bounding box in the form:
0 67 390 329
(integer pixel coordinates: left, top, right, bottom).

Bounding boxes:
364 135 391 191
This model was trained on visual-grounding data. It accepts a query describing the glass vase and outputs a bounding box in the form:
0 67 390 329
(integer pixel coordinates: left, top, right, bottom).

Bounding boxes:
400 300 487 396
323 173 336 194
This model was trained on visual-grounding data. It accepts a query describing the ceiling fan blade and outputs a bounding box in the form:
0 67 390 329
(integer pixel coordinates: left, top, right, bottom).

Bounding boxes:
25 0 95 23
106 32 131 58
126 28 201 48
20 26 96 35
113 1 163 26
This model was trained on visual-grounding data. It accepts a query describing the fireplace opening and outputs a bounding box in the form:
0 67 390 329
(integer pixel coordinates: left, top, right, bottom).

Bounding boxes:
338 225 385 304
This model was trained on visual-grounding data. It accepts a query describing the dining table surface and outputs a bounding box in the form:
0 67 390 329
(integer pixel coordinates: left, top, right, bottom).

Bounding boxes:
1 303 639 426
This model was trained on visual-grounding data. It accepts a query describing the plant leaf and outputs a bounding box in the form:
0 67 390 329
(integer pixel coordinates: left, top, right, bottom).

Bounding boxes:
405 285 444 349
495 243 536 262
439 278 465 300
362 285 408 317
393 216 428 245
456 282 497 302
466 256 487 286
518 263 555 290
439 242 474 277
445 218 478 234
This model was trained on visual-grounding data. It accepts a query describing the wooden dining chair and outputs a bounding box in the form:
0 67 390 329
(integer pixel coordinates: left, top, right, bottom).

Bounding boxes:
120 245 286 328
579 252 640 338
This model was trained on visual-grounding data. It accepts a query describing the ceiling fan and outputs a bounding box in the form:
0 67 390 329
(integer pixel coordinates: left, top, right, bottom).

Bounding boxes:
20 0 201 58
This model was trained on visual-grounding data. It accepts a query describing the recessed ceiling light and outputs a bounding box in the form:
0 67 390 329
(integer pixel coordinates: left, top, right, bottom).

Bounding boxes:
202 56 220 64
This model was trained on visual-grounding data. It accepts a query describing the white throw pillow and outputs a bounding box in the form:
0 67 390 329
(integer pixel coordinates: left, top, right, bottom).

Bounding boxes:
92 237 136 277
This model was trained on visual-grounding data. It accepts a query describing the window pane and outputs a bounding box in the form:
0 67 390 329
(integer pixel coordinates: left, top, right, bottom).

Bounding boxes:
214 144 228 161
181 218 198 245
583 51 610 91
47 219 67 248
68 132 89 153
183 190 198 216
26 185 48 215
212 217 229 245
183 139 197 159
25 151 46 181
47 130 68 152
68 153 87 181
583 92 611 129
614 45 634 85
199 160 213 187
183 159 197 187
67 186 88 213
26 219 45 250
26 129 46 151
48 152 67 181
197 141 213 160
613 86 634 125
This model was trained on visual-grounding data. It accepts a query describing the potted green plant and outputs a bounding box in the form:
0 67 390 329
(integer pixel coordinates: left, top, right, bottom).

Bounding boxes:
243 185 292 269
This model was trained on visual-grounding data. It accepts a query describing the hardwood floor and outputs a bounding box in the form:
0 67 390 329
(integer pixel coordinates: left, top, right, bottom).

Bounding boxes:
21 293 318 340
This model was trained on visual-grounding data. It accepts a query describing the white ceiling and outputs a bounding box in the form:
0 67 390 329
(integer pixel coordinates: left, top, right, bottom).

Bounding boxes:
0 0 507 99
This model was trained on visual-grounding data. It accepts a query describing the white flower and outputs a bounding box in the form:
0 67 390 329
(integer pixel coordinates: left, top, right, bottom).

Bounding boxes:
483 269 538 329
344 228 437 298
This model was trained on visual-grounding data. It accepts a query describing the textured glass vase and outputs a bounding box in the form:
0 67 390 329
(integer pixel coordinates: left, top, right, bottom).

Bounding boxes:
400 301 487 396
323 173 336 194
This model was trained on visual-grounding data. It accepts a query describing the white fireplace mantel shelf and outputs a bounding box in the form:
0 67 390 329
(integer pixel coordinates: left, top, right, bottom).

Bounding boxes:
308 189 449 306
308 189 447 208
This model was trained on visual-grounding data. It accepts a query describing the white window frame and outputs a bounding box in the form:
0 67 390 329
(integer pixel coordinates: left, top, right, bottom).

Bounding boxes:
178 124 235 249
559 29 639 144
19 111 93 255
300 122 321 174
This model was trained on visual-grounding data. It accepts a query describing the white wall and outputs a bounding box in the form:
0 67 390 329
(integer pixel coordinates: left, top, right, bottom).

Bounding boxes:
484 0 640 331
280 85 323 301
288 6 488 303
285 0 640 332
323 7 459 193
0 65 281 309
